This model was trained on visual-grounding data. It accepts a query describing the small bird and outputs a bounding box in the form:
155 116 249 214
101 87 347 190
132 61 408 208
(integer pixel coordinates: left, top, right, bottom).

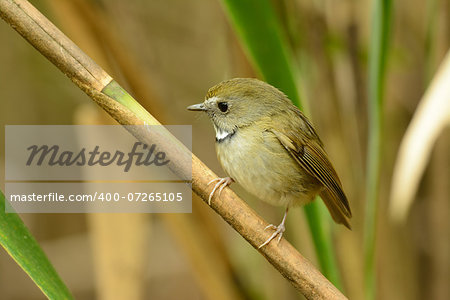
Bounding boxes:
188 78 351 248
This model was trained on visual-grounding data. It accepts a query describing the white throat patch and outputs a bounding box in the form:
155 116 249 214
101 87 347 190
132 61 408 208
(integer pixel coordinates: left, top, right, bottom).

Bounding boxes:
214 125 235 142
216 128 232 141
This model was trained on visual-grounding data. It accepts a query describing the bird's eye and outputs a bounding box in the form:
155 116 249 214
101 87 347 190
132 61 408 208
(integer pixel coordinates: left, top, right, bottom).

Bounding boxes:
218 102 228 112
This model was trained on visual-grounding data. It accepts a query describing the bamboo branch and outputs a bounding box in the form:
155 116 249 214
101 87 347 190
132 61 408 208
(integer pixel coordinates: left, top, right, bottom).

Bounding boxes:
0 0 347 298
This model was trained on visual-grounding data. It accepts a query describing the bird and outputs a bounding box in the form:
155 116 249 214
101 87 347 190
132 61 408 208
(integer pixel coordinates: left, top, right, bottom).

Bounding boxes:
187 78 351 248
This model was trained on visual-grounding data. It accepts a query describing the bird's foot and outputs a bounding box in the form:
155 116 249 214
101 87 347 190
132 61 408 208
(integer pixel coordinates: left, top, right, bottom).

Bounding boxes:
258 209 289 249
207 177 233 205
258 223 286 248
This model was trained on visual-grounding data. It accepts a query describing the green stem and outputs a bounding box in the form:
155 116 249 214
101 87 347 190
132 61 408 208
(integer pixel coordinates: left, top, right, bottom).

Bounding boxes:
365 0 392 298
305 201 343 290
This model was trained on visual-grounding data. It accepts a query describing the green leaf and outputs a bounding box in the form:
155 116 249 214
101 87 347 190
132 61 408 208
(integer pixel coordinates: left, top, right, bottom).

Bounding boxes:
364 0 392 299
220 0 301 107
0 190 73 299
220 0 343 289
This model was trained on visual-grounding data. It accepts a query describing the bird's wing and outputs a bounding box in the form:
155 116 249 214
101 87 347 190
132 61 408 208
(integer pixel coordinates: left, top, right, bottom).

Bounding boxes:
271 128 352 227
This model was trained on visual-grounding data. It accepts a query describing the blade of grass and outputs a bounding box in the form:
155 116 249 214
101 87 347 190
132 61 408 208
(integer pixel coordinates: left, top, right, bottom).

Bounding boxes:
220 0 300 106
364 0 392 299
220 0 343 289
0 190 73 299
305 199 343 290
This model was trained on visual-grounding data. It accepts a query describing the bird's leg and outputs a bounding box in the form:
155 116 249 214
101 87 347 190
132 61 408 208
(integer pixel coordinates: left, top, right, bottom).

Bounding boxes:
258 208 289 249
207 177 234 205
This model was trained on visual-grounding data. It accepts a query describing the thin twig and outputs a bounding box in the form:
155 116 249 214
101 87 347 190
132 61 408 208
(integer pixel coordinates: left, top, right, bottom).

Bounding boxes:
0 0 347 298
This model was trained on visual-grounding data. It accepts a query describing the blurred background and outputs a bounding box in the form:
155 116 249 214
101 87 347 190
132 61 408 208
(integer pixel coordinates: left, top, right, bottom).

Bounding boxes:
0 0 448 299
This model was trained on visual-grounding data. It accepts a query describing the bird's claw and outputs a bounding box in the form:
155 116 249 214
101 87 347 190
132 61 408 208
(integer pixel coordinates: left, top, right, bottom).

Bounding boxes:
264 224 277 231
258 222 286 249
207 177 233 205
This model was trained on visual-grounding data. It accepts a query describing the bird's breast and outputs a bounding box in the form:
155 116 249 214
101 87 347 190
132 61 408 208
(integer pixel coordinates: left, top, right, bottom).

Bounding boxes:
215 126 321 207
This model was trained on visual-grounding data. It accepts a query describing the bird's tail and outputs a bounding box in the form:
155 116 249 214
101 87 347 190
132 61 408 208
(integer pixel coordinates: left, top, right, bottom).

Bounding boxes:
320 189 352 230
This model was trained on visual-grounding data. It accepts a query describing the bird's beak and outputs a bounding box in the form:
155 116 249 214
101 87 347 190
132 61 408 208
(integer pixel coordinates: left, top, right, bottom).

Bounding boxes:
187 103 206 111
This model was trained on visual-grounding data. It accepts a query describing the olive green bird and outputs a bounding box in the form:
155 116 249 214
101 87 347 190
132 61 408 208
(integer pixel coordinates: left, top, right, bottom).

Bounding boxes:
188 78 352 248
